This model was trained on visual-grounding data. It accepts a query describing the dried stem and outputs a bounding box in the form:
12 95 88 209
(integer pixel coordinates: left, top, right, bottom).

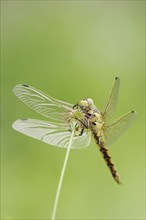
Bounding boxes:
51 128 75 220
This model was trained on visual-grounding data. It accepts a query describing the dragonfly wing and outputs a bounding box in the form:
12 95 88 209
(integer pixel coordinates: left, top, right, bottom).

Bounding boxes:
12 119 91 149
13 84 73 122
102 77 120 121
103 111 137 146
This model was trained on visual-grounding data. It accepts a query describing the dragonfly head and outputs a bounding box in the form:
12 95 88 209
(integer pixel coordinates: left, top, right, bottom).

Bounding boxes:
78 98 94 110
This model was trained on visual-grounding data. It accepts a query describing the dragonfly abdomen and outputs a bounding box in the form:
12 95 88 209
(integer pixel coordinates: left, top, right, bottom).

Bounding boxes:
92 131 122 184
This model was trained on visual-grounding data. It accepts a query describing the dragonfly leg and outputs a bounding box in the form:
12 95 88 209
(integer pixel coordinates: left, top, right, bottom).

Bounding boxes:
79 127 84 136
75 118 89 129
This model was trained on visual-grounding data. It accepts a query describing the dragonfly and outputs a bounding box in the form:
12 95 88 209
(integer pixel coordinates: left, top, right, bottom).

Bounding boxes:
12 77 136 184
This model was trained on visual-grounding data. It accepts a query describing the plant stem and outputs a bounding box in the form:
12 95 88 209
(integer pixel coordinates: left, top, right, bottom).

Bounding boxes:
51 128 75 220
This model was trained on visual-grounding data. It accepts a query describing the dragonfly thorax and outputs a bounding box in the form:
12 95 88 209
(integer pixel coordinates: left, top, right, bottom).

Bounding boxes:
70 98 104 136
77 99 102 122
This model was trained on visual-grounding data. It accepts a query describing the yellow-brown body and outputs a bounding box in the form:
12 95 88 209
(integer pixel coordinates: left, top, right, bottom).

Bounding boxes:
75 99 122 184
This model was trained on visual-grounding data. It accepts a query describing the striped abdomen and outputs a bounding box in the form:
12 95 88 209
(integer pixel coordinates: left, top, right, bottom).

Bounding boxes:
93 132 122 184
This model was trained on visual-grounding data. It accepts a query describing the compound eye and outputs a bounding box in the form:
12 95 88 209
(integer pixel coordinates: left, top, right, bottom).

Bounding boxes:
87 98 93 106
78 99 88 108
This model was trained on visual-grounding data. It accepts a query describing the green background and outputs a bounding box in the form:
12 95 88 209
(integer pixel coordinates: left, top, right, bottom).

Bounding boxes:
1 1 145 219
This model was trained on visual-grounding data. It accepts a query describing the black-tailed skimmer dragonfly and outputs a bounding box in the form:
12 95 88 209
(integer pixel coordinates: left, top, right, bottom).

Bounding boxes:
12 77 137 184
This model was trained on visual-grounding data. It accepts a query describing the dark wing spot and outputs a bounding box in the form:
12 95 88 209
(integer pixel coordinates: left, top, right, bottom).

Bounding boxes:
131 110 136 113
21 118 28 121
22 84 29 87
115 76 119 80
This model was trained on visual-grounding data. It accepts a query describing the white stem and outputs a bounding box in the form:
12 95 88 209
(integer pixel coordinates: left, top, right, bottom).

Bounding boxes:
51 128 75 220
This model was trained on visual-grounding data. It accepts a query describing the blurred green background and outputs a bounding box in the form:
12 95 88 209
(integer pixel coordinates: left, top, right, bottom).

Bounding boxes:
1 1 145 219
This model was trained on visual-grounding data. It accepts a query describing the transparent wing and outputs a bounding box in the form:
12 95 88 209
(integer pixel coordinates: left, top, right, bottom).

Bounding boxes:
12 119 91 149
13 84 73 122
103 111 137 146
102 77 120 121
